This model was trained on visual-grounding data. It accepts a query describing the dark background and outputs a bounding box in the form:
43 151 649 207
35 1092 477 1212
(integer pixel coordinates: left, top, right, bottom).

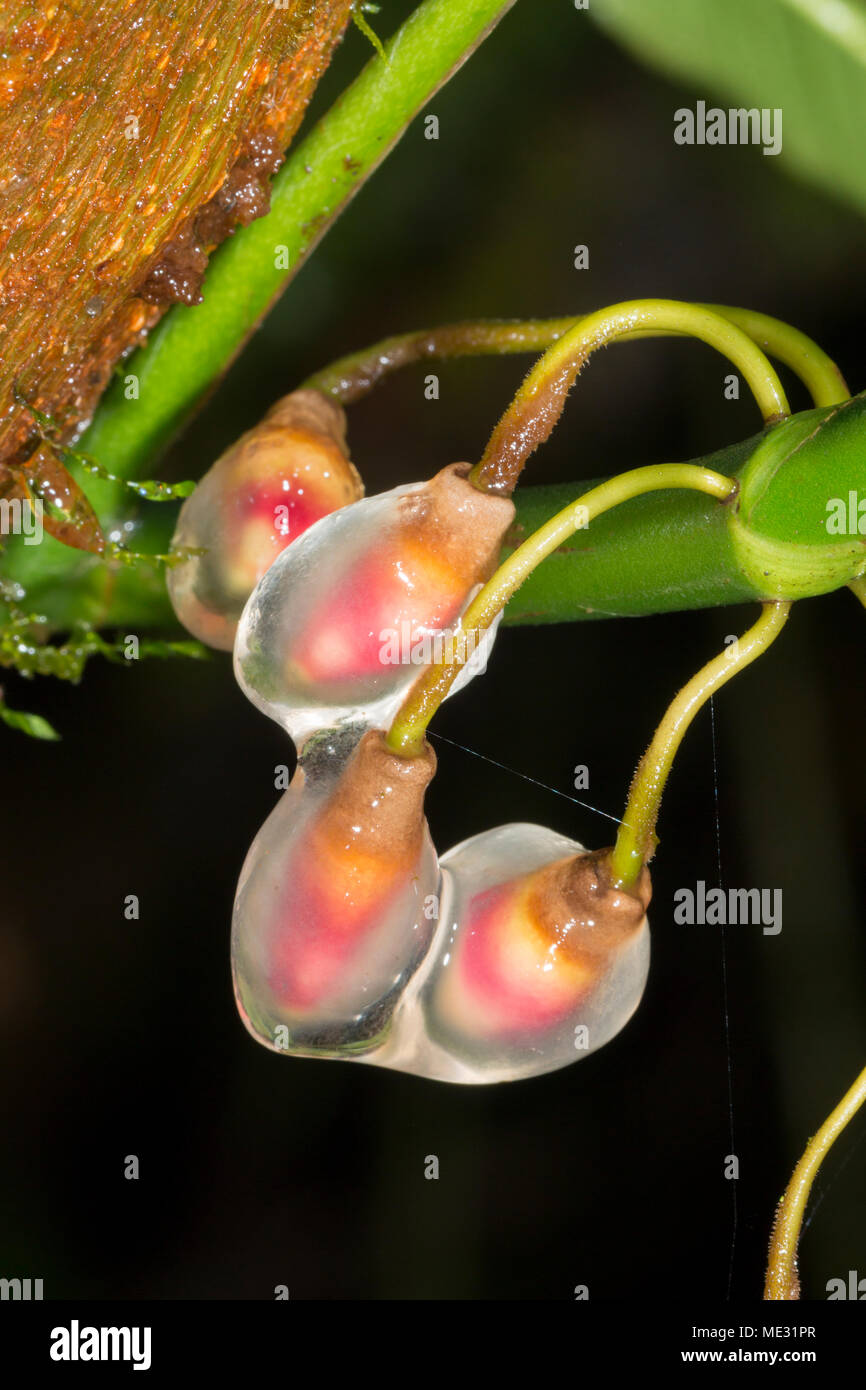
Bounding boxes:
2 2 865 1299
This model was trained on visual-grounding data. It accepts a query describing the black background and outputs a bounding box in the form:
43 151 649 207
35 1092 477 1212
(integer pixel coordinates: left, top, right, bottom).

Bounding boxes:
1 2 865 1300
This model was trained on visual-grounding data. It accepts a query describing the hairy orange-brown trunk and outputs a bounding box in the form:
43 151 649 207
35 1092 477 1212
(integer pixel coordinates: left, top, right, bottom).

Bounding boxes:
0 0 353 500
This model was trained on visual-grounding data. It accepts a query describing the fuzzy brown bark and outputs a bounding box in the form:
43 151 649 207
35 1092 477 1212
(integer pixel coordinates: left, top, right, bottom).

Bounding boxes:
0 0 353 483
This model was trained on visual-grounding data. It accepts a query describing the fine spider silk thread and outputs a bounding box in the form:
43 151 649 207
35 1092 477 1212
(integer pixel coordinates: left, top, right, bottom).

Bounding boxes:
710 695 738 1299
427 729 625 828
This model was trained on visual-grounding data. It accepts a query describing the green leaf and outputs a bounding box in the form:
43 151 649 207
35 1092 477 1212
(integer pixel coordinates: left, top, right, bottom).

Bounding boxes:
0 702 61 741
591 0 866 218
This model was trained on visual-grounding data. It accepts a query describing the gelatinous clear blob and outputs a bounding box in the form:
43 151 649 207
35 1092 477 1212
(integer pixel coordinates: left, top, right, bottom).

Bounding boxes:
168 390 362 651
234 464 514 745
231 726 440 1059
372 823 650 1084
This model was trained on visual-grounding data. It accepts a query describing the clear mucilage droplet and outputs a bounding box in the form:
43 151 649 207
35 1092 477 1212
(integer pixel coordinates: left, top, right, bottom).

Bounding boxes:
220 406 650 1083
231 726 441 1058
370 823 651 1084
233 463 515 745
168 390 363 651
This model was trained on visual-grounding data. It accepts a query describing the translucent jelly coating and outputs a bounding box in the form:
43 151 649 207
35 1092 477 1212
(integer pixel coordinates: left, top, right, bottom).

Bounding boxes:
372 824 651 1084
232 727 440 1058
234 463 515 744
168 389 362 651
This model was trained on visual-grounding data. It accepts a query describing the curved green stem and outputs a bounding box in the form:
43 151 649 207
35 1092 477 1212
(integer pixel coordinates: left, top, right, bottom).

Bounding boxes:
385 462 737 757
610 601 791 889
765 1061 866 1300
701 305 849 408
302 305 846 410
468 299 791 495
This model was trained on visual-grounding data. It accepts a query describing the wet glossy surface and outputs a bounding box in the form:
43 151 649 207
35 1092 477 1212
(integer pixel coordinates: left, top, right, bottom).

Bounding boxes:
169 392 361 651
372 824 651 1083
234 467 510 745
231 726 440 1058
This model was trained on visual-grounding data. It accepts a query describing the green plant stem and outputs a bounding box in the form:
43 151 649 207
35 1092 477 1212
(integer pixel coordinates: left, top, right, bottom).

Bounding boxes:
468 299 791 494
764 1061 866 1300
701 305 849 407
385 462 737 756
302 305 847 408
2 302 847 623
12 390 866 638
610 601 791 888
76 0 518 510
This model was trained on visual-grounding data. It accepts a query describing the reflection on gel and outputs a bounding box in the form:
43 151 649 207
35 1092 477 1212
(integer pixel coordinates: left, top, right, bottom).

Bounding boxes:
374 823 651 1084
231 726 440 1058
234 463 514 743
169 390 361 651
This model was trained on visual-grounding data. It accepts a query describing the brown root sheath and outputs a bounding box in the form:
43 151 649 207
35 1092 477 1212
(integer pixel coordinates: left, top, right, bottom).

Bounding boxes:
526 848 652 969
211 386 363 505
137 132 286 306
263 388 352 460
475 360 583 495
397 463 516 583
313 730 437 866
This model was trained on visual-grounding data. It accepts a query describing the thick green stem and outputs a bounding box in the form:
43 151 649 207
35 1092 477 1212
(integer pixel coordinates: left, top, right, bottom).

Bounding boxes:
11 388 866 638
4 302 852 631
